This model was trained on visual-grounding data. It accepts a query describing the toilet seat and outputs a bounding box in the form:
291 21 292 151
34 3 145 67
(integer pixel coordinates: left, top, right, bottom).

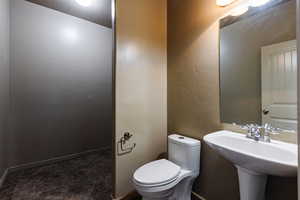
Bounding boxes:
134 167 193 194
133 159 181 187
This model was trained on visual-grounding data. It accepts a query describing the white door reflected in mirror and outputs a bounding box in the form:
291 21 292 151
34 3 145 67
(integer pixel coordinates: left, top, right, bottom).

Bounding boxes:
262 40 297 131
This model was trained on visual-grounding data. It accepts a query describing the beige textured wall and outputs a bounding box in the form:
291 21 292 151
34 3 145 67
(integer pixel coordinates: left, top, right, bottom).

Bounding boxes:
168 0 297 199
115 0 167 197
168 0 225 138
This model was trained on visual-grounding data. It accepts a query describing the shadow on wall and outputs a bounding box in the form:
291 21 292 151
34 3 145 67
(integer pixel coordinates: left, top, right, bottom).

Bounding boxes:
167 0 228 138
193 143 240 200
167 0 231 59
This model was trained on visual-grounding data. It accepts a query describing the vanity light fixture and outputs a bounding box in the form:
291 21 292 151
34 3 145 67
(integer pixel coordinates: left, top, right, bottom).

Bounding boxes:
250 0 271 7
230 3 249 16
216 0 236 7
228 0 273 16
75 0 93 7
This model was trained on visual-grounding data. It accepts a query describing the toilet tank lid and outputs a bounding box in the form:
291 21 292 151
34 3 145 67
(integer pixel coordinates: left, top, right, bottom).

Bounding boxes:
168 134 201 147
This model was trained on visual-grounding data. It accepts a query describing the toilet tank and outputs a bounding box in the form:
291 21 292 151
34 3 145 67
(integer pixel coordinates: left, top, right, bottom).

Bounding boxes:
168 134 201 173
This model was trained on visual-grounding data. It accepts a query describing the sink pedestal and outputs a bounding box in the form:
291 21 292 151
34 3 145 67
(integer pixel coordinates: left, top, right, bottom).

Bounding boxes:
237 166 267 200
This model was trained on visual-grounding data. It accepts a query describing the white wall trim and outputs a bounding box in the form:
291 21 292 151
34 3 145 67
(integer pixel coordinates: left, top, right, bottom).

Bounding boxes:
192 191 207 200
0 169 9 189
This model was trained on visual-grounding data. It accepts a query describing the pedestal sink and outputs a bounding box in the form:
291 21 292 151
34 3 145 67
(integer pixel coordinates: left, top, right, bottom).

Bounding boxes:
203 130 298 200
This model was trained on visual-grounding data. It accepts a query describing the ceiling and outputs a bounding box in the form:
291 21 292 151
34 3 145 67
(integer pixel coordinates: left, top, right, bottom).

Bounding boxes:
26 0 112 28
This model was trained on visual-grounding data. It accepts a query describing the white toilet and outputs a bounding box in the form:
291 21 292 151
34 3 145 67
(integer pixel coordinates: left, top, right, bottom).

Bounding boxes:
133 134 201 200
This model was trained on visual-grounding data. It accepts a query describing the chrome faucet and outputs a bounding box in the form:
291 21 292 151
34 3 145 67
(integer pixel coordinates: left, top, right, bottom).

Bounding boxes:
235 123 285 143
240 124 262 141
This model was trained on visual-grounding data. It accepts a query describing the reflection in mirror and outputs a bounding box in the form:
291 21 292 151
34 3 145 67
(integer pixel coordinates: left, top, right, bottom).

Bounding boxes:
219 0 297 131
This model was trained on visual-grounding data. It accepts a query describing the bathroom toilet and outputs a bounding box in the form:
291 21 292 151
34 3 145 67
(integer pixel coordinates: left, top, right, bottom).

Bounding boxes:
133 134 201 200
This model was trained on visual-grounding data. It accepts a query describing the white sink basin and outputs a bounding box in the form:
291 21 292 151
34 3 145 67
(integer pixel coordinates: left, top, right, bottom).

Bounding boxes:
204 130 298 177
204 130 298 200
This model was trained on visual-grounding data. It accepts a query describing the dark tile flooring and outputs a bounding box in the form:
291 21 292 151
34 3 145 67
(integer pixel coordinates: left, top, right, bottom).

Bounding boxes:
0 149 112 200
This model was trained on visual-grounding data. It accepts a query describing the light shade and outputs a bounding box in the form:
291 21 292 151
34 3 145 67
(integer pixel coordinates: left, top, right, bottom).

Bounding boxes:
230 4 249 16
216 0 236 7
250 0 271 7
75 0 93 7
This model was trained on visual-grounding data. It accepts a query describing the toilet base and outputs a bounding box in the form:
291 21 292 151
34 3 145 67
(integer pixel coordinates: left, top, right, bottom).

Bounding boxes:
171 176 195 200
137 186 174 200
138 176 196 200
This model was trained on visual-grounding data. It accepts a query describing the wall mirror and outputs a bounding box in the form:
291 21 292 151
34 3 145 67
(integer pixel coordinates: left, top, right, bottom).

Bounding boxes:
219 0 297 131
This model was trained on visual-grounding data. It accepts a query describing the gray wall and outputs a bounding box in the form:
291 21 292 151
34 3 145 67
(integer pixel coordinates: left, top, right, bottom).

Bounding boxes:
3 0 112 171
220 1 296 124
0 0 10 175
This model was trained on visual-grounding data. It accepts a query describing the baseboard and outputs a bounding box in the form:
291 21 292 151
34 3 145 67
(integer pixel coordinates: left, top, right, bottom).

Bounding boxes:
113 190 204 200
112 190 141 200
192 191 207 200
0 169 9 188
0 148 108 188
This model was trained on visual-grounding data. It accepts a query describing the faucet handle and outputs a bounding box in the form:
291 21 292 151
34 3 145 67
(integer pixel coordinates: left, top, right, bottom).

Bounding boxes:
233 123 261 139
232 123 261 134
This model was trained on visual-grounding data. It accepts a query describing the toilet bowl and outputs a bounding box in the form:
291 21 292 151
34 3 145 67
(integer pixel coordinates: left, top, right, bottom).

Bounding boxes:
133 134 201 200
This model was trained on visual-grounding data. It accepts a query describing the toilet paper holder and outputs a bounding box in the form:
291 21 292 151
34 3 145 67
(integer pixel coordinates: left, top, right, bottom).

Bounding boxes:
117 132 136 156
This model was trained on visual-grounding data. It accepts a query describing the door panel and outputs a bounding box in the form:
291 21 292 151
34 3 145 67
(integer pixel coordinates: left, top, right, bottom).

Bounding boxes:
262 40 297 130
